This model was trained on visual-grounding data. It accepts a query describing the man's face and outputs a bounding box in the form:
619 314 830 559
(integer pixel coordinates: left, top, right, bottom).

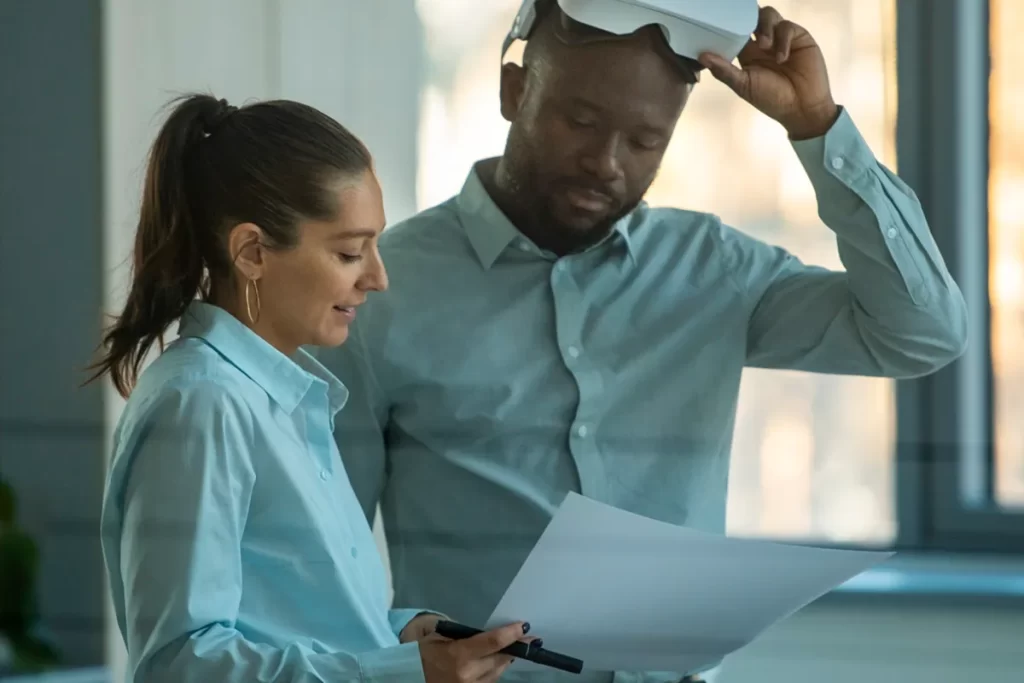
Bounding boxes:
499 24 692 253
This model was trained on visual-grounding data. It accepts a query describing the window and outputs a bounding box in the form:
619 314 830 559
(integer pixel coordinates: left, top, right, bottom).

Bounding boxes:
989 0 1024 510
895 0 1024 551
416 0 899 544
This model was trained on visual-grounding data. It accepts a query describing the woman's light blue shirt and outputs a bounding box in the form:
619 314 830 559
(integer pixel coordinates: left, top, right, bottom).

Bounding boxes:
101 302 427 683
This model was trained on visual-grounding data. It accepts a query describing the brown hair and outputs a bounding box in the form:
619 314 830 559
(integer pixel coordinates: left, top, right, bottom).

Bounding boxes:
86 93 372 398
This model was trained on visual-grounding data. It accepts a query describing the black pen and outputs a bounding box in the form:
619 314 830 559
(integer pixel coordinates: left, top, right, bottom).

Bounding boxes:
434 620 584 675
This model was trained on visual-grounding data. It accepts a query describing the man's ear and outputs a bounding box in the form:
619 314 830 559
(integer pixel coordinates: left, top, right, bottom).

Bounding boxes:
227 222 267 280
499 62 528 123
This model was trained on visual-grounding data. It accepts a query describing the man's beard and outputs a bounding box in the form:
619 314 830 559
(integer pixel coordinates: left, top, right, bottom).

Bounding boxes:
532 190 637 254
510 161 641 255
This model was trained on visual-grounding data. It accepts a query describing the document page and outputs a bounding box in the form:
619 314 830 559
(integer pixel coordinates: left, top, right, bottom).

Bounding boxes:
486 492 892 674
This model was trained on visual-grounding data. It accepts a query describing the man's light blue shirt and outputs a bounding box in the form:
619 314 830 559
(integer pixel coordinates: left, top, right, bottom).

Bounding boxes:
322 110 968 682
101 302 427 683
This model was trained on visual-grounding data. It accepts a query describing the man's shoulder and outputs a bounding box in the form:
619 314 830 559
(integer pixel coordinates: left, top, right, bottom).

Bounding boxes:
380 198 467 257
628 204 779 289
356 197 475 318
630 204 727 256
632 204 772 251
633 204 720 232
372 197 485 301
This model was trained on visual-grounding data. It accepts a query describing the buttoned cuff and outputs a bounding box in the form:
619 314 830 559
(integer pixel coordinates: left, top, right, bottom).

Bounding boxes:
790 106 878 187
358 642 426 683
389 609 446 640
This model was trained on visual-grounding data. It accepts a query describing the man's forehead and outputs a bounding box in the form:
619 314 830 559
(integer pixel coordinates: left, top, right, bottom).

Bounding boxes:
538 60 688 134
558 90 682 133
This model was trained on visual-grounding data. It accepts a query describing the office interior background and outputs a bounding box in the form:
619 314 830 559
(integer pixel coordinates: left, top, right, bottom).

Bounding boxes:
1 0 1022 681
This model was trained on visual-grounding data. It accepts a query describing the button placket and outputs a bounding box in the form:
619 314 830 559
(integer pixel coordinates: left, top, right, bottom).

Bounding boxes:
550 258 603 497
303 392 357 565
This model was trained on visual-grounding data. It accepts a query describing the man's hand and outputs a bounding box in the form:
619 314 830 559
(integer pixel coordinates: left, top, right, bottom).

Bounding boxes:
399 613 444 643
697 6 839 140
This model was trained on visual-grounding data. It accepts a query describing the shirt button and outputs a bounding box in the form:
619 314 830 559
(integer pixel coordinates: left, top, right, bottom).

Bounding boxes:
830 157 845 171
886 227 898 239
319 470 329 481
567 345 580 359
576 424 589 438
351 547 359 559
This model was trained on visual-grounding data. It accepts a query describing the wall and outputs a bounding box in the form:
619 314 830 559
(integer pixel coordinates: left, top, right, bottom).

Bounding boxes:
0 0 107 666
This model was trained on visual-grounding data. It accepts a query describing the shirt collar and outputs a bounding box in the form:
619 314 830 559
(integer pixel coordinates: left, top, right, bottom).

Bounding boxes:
455 159 637 269
177 301 349 419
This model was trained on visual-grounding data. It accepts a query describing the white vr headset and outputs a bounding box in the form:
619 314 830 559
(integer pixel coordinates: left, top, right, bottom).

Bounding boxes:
502 0 759 64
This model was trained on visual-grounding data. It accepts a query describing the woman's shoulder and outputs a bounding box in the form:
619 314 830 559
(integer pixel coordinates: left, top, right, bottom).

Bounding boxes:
116 337 260 436
139 335 247 387
105 338 266 505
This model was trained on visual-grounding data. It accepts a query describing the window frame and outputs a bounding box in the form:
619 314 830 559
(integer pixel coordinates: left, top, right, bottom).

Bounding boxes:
895 0 1024 553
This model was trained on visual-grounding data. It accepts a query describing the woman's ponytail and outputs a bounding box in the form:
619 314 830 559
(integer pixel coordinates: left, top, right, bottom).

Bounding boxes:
87 95 233 398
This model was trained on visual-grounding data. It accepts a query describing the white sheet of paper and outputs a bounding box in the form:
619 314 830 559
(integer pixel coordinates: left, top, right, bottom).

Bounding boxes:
486 493 893 674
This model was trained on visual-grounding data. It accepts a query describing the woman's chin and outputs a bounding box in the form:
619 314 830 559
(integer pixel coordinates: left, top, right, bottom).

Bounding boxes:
317 324 351 348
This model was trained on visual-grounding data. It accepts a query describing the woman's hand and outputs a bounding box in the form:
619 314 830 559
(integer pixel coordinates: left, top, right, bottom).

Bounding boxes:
419 621 530 683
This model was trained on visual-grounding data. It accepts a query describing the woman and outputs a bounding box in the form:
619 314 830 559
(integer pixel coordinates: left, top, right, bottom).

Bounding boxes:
89 94 528 683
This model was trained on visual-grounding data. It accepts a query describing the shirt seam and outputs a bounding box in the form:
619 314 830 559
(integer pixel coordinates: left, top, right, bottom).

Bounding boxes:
708 216 754 306
865 166 931 307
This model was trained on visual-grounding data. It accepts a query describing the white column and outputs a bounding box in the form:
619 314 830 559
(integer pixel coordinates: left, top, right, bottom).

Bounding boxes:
278 0 425 225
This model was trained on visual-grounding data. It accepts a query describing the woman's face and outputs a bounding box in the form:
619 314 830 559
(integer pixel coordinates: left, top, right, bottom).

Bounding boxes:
233 169 389 355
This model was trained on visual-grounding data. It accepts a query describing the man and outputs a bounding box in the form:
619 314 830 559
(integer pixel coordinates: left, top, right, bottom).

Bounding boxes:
324 2 967 681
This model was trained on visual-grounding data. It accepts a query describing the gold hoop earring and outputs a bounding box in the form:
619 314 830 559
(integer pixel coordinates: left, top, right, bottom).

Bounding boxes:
244 278 261 325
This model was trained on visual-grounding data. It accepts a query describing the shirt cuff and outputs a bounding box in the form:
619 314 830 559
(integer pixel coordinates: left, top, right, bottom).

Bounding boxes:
358 642 426 683
790 106 879 187
388 609 445 640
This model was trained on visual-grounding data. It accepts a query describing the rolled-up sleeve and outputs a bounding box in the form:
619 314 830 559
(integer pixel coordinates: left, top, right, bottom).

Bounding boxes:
733 107 968 377
109 380 426 683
